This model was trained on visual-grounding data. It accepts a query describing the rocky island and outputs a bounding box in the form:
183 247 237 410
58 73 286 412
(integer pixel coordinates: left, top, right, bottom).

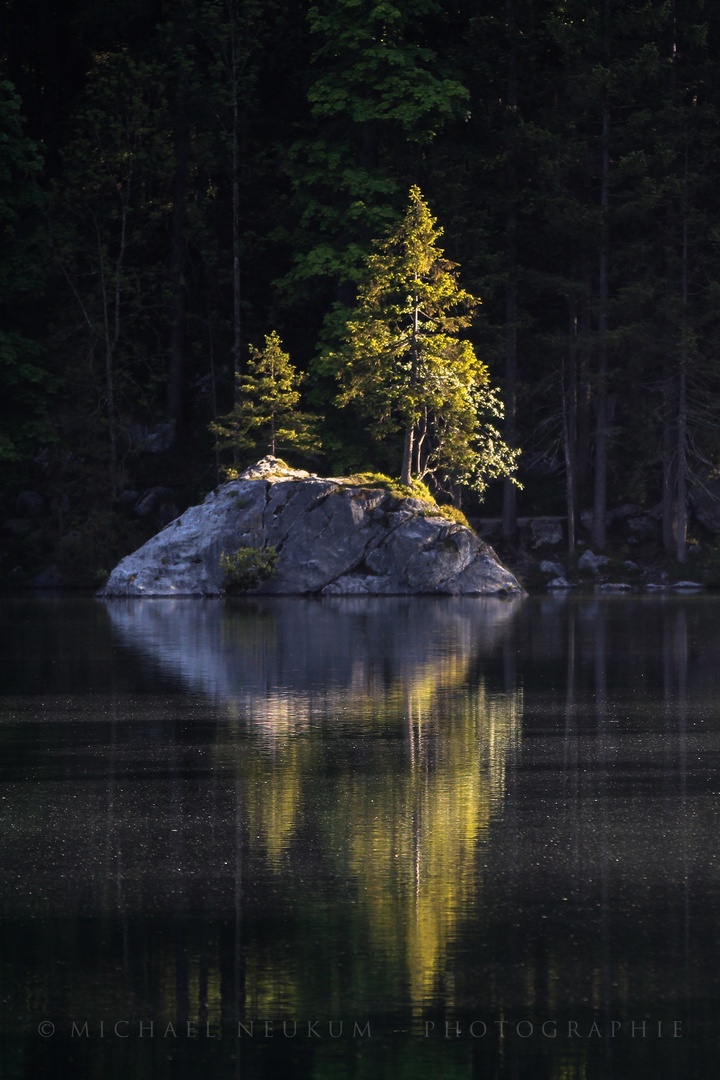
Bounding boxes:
98 457 523 597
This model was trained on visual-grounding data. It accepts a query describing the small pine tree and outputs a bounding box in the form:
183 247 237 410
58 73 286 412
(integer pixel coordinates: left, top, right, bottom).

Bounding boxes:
326 186 519 493
211 331 318 463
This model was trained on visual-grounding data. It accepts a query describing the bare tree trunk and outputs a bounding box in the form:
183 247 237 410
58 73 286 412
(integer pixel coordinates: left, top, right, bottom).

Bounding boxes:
98 166 130 492
576 285 592 496
229 0 243 395
662 389 678 552
677 361 687 563
564 292 578 555
663 0 679 554
209 322 221 484
401 425 414 488
661 217 677 553
402 289 419 487
591 10 611 552
502 0 518 539
676 177 688 564
167 15 189 432
97 226 117 491
414 408 427 477
502 270 518 537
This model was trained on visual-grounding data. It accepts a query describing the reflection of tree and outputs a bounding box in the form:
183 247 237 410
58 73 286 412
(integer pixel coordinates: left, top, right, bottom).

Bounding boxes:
98 594 524 1022
330 683 521 1010
242 734 304 864
219 649 522 1014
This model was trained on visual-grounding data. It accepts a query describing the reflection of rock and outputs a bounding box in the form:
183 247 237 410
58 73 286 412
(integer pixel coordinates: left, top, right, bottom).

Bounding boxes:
99 457 523 597
103 595 524 719
105 590 525 1008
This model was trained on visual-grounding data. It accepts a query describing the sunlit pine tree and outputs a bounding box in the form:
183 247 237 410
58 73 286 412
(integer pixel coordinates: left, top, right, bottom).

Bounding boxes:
329 185 519 493
212 330 318 463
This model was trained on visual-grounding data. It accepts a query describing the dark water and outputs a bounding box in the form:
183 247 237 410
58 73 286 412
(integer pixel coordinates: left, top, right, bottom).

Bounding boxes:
0 594 718 1079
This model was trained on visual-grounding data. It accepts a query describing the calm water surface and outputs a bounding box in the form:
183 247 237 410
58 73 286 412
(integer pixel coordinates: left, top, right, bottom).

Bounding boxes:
0 594 718 1079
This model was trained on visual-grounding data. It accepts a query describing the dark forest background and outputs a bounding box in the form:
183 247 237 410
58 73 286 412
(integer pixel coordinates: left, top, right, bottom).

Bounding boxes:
2 0 720 586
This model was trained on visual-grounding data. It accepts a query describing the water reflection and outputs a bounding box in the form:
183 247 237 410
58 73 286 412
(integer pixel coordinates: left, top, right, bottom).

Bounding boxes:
0 595 719 1079
103 595 521 707
106 597 524 1014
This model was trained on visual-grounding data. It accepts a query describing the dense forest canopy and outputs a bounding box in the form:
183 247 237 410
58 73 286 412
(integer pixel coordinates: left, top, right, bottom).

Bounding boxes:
2 0 720 584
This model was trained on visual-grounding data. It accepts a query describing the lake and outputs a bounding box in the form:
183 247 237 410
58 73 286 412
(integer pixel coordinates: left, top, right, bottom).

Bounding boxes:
0 593 717 1079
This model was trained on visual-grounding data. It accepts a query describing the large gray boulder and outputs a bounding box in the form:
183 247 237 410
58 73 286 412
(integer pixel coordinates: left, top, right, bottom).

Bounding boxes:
98 457 523 597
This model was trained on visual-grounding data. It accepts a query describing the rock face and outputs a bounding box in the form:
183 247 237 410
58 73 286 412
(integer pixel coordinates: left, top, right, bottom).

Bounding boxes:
530 518 563 548
98 457 524 598
577 549 609 574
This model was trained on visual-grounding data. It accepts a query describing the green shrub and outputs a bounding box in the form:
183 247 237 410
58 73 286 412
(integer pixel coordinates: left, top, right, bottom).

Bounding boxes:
220 545 278 592
434 504 471 528
344 472 434 502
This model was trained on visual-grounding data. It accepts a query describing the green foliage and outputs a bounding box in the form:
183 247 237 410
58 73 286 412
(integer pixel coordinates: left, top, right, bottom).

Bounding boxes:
432 504 471 529
344 471 433 500
220 545 278 592
280 0 469 299
343 471 473 528
306 0 468 136
8 0 720 579
211 331 319 463
325 186 520 492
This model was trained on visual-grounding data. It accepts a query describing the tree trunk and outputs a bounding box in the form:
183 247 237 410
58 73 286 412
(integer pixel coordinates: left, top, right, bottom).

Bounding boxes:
591 11 611 552
662 385 677 552
167 16 189 432
575 285 592 497
676 185 689 564
502 272 518 538
502 0 518 539
98 167 130 492
402 288 419 487
230 1 242 394
564 292 578 555
401 425 414 488
663 1 679 554
677 361 687 563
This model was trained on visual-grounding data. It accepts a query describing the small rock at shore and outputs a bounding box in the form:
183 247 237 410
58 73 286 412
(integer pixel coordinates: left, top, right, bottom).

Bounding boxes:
547 577 574 589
